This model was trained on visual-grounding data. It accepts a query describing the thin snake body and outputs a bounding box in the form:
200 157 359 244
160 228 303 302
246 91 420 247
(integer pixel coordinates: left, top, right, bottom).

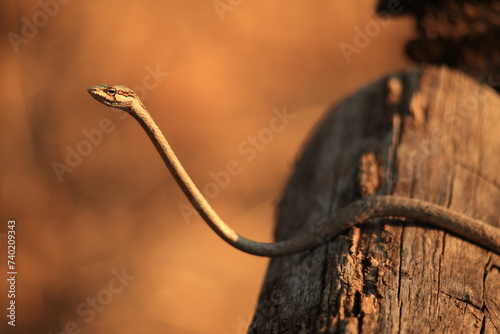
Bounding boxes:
87 84 500 257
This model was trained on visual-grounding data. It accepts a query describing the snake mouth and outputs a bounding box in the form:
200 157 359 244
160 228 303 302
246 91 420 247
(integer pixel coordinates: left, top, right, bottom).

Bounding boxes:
87 86 115 107
87 86 101 98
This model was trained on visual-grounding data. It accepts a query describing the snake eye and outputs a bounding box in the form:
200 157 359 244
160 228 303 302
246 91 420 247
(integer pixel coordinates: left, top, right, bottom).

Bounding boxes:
106 88 116 95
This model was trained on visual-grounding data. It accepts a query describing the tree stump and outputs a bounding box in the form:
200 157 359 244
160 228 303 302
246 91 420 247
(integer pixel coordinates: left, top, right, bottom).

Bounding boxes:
249 66 500 333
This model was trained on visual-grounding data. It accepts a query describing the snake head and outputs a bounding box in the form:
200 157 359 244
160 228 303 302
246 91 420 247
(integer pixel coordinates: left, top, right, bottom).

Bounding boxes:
87 84 145 112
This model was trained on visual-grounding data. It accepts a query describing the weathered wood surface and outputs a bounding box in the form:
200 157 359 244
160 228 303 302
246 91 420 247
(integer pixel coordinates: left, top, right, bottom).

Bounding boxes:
249 66 500 333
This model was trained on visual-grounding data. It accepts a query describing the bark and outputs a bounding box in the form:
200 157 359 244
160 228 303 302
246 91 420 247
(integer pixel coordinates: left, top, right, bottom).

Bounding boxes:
249 66 500 333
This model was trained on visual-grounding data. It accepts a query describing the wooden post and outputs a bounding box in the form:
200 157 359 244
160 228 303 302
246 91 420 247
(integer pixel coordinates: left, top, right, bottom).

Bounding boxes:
249 66 500 333
249 1 500 332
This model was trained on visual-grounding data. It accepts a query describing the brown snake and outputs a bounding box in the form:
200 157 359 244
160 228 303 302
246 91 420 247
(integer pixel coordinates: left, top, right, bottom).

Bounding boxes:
87 84 500 257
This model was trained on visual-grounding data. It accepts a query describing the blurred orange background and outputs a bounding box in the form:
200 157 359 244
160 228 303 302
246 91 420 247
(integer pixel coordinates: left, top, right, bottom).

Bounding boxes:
0 1 412 333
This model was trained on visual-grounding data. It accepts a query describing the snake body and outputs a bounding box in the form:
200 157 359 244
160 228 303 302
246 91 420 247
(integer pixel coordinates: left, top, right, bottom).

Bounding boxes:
87 84 500 257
